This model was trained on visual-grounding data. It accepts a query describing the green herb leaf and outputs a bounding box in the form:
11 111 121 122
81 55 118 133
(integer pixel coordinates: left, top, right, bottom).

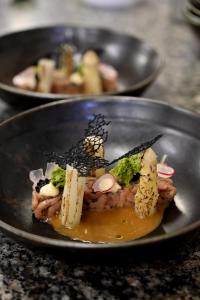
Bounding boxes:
78 63 84 76
51 167 65 188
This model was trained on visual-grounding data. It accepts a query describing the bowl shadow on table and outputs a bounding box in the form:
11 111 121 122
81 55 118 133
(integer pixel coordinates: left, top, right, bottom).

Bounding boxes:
13 230 199 266
6 206 198 266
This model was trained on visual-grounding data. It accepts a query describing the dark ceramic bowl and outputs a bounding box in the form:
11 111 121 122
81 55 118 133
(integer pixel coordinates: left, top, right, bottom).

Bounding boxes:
0 96 200 255
184 0 200 30
0 26 162 107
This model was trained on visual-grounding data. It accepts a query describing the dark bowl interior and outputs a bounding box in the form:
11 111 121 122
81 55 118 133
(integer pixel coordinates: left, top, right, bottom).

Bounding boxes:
0 96 199 253
0 26 162 107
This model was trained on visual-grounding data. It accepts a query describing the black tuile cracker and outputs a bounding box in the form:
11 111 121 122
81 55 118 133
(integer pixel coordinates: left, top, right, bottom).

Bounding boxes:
108 134 163 166
46 114 110 176
46 114 162 175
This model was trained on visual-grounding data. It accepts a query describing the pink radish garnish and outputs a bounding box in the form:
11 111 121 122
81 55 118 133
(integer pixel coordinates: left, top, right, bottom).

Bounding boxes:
99 63 118 80
93 173 116 193
157 163 175 178
13 66 37 90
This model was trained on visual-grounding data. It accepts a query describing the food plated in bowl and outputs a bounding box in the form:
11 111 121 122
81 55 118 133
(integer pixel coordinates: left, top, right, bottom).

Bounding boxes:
13 49 118 95
0 26 162 107
30 115 176 243
0 96 199 253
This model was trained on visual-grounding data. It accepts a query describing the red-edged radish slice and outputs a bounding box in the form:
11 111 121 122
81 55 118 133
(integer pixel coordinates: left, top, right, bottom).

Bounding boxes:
157 163 175 178
93 174 116 193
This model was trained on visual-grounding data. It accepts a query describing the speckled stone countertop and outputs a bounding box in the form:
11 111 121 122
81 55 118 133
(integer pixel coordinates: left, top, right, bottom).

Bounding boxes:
0 0 200 299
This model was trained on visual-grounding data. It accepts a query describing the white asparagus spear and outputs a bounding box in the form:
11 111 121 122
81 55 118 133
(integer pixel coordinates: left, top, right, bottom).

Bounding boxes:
37 58 55 93
73 176 86 226
60 165 86 228
59 45 74 77
82 51 103 95
134 148 159 218
65 167 78 228
60 164 73 226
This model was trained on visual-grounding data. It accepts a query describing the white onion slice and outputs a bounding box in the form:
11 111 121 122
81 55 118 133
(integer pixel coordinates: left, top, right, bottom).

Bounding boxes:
29 168 45 185
45 162 59 179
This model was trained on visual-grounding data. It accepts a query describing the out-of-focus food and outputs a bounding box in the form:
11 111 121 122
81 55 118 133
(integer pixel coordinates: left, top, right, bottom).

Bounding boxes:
37 59 55 93
13 47 119 95
82 50 103 95
13 67 37 91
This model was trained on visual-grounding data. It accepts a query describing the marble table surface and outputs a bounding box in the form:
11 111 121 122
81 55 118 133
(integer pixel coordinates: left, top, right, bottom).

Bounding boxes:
0 0 199 299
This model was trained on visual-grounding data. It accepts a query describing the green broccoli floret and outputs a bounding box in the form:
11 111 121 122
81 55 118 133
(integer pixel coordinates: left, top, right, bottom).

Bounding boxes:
110 153 142 186
51 167 65 189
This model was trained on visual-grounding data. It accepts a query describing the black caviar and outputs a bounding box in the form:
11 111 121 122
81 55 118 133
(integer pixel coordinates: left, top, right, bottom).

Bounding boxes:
35 178 50 193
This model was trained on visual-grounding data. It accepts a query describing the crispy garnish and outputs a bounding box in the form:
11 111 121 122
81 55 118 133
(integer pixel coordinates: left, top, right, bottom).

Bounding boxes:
46 114 110 176
109 134 162 166
134 148 159 218
46 114 162 177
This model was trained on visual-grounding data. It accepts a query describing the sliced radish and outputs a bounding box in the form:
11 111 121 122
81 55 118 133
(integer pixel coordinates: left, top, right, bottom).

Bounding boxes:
157 163 175 178
99 63 118 80
93 173 116 193
13 66 37 90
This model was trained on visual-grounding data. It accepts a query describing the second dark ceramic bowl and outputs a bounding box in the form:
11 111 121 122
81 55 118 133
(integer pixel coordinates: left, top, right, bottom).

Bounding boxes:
0 26 162 107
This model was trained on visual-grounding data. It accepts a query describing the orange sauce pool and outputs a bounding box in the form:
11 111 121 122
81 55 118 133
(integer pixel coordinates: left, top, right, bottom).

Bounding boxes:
49 206 165 243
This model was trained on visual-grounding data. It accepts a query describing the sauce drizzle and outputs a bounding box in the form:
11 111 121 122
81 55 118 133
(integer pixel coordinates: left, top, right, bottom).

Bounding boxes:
49 206 165 243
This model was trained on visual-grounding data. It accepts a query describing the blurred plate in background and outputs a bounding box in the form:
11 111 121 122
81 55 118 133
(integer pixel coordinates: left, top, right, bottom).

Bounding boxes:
0 26 162 107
